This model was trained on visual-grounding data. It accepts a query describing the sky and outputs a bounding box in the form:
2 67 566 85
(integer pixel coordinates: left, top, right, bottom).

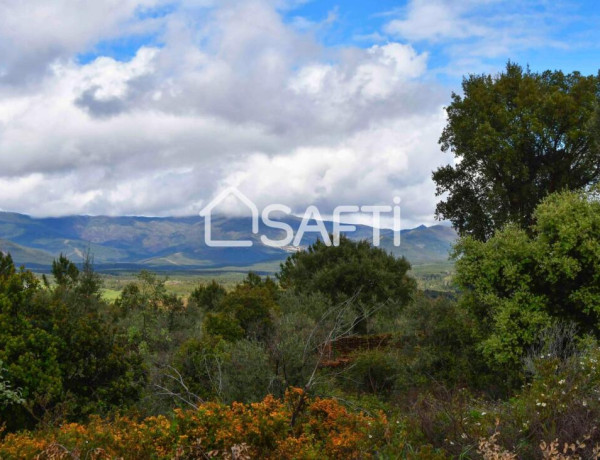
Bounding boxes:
0 0 598 228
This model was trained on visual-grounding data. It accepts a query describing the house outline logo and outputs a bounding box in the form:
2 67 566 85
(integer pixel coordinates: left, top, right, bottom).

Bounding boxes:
199 187 259 247
199 187 403 249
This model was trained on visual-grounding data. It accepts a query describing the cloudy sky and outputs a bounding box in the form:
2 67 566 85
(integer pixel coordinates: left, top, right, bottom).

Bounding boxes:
0 0 598 227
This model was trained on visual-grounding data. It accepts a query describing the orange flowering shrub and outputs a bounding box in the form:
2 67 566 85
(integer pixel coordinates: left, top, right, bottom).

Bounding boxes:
0 390 397 459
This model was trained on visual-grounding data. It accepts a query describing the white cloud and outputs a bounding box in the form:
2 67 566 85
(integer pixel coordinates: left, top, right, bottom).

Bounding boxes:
214 110 449 228
384 1 488 43
382 0 577 75
0 0 166 85
0 0 449 226
289 43 428 101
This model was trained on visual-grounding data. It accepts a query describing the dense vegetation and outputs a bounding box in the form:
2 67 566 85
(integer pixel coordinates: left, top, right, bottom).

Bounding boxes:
1 64 600 459
433 62 600 241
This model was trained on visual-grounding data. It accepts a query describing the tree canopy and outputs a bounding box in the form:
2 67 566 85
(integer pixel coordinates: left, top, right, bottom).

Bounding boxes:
433 62 600 240
0 253 145 430
278 235 416 332
454 187 600 369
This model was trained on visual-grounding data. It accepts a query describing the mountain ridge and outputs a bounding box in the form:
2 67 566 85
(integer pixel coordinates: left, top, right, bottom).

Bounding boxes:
0 212 457 272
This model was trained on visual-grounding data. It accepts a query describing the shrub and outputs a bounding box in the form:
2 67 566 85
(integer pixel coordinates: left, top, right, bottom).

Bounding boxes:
454 187 600 378
395 294 486 390
219 283 278 341
0 391 397 459
341 349 401 396
189 280 226 312
220 340 275 404
278 235 416 333
0 253 145 430
203 312 245 342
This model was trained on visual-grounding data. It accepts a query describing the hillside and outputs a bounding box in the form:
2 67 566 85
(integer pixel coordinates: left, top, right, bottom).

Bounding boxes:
0 212 456 272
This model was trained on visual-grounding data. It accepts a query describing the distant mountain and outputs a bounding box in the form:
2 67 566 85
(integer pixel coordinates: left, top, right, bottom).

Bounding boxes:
0 212 457 272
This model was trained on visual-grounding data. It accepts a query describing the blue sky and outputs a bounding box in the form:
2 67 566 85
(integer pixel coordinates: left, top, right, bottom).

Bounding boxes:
0 0 599 225
79 1 600 81
290 0 600 75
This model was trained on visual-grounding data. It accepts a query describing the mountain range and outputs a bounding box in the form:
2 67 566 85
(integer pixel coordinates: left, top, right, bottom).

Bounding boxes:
0 212 456 273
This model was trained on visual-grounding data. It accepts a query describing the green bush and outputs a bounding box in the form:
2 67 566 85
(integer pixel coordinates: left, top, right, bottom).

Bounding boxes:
278 235 416 333
219 283 278 341
189 280 226 311
341 349 401 396
220 339 275 404
454 187 600 377
0 359 24 410
0 253 145 430
269 312 319 391
171 337 275 404
203 312 245 342
395 294 486 390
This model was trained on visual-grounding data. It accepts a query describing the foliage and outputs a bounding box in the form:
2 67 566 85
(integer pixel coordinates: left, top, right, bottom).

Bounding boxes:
389 325 600 459
454 187 600 373
203 312 245 342
506 335 600 458
52 254 80 289
113 270 187 351
433 62 600 240
5 62 600 459
169 336 275 405
340 349 401 396
189 280 226 311
219 340 275 404
217 278 279 341
0 359 24 410
269 311 320 391
0 391 399 459
395 293 484 390
170 337 226 402
278 235 416 333
0 253 145 430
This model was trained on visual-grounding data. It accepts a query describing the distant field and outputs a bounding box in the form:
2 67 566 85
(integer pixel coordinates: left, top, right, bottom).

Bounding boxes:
98 259 455 301
100 272 245 301
409 261 456 291
98 259 283 300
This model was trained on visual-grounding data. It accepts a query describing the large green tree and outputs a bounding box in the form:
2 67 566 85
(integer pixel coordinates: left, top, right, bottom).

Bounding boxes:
433 62 600 241
204 273 279 342
0 253 145 430
454 187 600 371
278 235 415 333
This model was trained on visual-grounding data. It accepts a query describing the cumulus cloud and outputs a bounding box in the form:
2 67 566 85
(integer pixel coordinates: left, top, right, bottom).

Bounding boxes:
219 111 447 228
0 0 167 86
382 0 576 75
384 1 489 43
0 0 451 227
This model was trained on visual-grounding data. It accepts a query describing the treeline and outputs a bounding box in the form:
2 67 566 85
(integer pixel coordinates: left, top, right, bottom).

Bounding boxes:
1 235 417 425
1 62 600 458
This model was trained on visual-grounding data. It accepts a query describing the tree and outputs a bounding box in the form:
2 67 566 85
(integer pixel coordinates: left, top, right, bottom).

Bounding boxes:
0 359 23 410
52 251 104 314
278 235 415 333
453 187 600 372
203 312 245 342
0 253 145 430
114 271 184 344
433 62 600 241
218 282 278 341
52 254 79 288
394 293 482 389
189 280 226 312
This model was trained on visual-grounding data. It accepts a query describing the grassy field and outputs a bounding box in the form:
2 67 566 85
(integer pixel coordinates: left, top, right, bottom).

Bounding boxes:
100 272 246 301
409 261 456 291
98 259 455 302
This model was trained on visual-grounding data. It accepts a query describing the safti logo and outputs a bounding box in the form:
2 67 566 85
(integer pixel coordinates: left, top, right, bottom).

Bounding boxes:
199 187 402 248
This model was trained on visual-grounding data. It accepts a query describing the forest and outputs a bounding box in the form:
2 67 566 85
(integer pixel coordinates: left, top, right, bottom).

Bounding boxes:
1 63 600 459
